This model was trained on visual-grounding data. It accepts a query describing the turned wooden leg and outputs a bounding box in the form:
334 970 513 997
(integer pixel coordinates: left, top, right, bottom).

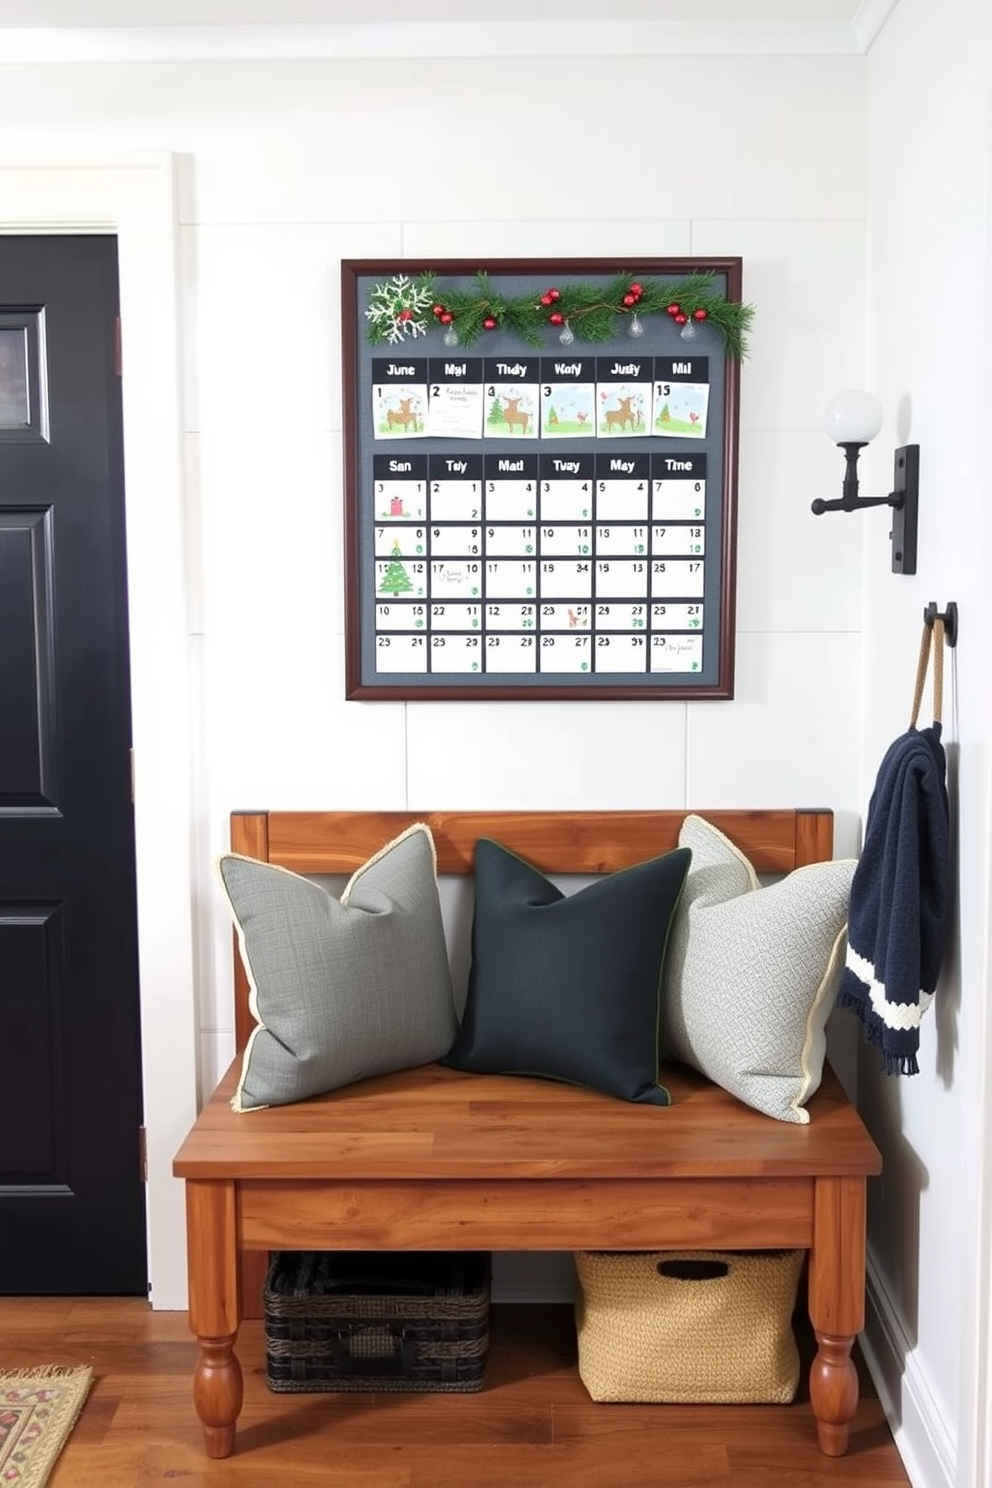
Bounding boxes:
808 1175 868 1457
194 1332 244 1459
810 1330 859 1455
185 1180 243 1458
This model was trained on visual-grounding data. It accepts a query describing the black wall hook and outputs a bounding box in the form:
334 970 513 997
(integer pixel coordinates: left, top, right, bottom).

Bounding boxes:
924 601 958 647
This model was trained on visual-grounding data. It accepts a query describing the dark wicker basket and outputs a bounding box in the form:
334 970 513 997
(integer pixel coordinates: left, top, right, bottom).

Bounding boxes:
263 1250 491 1393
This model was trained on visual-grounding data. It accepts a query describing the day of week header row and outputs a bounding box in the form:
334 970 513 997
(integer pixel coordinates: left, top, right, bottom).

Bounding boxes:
373 452 708 481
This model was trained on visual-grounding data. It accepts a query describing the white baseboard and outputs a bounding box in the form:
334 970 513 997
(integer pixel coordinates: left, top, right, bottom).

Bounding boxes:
860 1251 956 1488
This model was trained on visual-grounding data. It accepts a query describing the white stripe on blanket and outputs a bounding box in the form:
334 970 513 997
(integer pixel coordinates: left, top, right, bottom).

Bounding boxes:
845 946 934 1030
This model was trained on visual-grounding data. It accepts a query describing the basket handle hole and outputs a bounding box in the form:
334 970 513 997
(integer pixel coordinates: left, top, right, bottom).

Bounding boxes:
657 1259 730 1281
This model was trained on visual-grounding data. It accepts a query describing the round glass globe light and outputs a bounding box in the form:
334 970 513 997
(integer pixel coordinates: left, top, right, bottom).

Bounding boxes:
824 389 883 445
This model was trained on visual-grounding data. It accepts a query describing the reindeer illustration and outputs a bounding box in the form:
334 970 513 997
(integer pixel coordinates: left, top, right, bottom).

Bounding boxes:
605 394 636 433
502 396 530 435
386 396 418 433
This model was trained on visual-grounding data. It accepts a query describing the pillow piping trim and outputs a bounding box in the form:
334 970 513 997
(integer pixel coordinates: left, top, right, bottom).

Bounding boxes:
790 918 849 1122
678 817 858 1124
215 857 271 1114
681 813 760 893
650 856 692 1105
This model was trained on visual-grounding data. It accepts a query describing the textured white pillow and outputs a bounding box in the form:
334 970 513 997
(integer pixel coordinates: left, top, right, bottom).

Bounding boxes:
660 815 856 1123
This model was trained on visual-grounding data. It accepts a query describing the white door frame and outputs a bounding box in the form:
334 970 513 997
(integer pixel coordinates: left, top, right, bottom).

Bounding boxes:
0 153 196 1310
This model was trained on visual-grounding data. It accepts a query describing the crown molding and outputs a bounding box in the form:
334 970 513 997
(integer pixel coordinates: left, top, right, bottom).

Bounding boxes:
851 0 901 50
0 19 871 64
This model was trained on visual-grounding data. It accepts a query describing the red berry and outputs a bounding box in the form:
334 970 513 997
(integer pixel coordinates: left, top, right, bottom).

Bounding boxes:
397 307 412 321
666 303 681 316
549 312 564 325
622 293 636 307
693 307 708 321
548 287 561 301
483 316 497 330
540 293 553 306
630 282 643 297
674 313 688 325
432 303 445 317
440 311 453 325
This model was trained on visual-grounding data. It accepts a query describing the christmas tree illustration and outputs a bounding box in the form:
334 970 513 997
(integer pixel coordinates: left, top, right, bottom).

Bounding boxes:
379 540 414 596
487 395 505 429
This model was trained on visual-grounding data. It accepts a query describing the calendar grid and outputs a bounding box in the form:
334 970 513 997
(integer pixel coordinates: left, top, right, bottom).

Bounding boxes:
371 451 707 677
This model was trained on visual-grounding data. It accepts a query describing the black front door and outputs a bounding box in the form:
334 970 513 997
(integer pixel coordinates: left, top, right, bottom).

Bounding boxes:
0 235 146 1293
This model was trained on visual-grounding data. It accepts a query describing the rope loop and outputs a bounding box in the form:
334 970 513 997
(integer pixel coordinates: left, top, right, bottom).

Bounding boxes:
910 617 945 728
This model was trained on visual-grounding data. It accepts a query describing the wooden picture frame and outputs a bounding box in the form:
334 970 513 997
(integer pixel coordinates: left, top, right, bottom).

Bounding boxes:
342 257 743 700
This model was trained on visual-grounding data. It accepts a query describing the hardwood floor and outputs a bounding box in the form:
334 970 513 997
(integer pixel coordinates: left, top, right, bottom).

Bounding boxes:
0 1296 909 1486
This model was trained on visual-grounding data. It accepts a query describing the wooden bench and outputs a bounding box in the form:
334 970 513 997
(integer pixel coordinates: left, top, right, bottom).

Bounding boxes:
173 807 881 1460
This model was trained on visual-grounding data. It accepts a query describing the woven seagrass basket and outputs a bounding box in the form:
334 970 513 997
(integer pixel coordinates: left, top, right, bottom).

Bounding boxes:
264 1250 490 1393
574 1249 804 1403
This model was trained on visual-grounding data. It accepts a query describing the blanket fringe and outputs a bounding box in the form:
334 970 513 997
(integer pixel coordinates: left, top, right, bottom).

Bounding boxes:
838 988 920 1075
884 1052 920 1076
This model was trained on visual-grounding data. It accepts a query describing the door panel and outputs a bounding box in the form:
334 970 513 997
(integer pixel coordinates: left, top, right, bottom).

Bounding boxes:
0 508 57 807
0 235 145 1294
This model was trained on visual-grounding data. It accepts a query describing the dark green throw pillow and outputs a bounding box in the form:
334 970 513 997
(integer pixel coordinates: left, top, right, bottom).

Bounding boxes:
442 839 691 1105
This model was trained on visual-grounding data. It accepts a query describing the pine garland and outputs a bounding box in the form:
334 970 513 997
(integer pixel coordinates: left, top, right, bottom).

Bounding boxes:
365 269 754 358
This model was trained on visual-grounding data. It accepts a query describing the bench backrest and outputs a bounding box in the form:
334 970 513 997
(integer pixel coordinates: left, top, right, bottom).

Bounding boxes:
228 808 833 1050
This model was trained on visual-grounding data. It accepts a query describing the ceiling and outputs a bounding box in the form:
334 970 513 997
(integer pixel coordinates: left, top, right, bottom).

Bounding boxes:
0 0 870 23
0 0 898 58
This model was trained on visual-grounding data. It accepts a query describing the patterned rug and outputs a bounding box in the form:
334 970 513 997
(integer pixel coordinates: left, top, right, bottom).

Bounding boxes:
0 1367 93 1488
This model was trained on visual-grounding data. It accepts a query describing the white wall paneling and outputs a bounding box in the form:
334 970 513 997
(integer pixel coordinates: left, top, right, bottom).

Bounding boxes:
0 47 873 1326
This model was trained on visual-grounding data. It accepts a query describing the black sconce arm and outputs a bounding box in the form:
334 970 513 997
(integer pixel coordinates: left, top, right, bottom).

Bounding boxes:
811 442 919 575
811 492 898 514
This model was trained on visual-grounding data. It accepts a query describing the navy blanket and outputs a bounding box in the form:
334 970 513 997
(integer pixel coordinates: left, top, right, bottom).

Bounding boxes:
839 723 950 1075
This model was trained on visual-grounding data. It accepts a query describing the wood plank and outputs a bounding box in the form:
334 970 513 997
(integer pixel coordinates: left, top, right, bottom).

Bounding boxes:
237 1177 813 1251
175 1062 881 1183
795 807 836 869
263 808 831 876
229 812 268 1052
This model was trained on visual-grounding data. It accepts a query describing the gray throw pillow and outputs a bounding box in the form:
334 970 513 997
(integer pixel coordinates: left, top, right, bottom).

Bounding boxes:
219 823 457 1111
660 815 855 1123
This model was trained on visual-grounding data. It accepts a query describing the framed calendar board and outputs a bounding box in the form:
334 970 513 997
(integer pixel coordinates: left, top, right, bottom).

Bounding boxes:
342 258 745 700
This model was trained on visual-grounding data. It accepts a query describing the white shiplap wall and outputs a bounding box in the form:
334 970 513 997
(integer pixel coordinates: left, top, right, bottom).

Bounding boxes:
0 49 868 1304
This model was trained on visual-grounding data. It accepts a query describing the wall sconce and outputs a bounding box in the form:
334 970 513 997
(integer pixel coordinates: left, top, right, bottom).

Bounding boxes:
811 390 919 575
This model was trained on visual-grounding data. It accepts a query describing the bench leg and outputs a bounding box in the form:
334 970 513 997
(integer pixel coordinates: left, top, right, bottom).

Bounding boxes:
185 1179 244 1458
194 1332 243 1458
808 1175 867 1456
